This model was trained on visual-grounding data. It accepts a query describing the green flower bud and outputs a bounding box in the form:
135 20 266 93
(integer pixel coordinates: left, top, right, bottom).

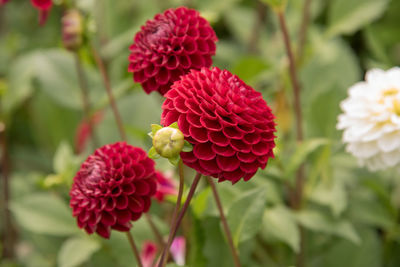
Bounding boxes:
152 126 185 158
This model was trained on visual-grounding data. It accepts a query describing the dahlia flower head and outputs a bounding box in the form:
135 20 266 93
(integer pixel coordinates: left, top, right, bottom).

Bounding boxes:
31 0 52 26
128 6 217 95
337 67 400 171
161 67 276 184
70 142 157 238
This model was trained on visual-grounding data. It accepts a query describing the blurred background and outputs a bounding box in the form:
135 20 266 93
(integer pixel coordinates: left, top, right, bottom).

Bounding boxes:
1 0 400 266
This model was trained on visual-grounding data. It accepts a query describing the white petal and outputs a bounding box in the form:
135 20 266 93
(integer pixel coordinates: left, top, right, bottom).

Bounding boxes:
378 132 400 152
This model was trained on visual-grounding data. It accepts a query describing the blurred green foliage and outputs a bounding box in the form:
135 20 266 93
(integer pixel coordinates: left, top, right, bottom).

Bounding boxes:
1 0 400 266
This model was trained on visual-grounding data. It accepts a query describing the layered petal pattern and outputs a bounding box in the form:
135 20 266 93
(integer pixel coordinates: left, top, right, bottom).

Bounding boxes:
337 67 400 171
70 142 157 238
161 67 276 183
128 6 217 95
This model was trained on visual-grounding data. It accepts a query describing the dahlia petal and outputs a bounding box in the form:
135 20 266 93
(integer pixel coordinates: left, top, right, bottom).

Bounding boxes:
208 131 230 146
116 195 129 210
96 224 111 237
230 139 251 153
135 180 151 195
193 142 216 160
101 211 117 226
211 144 236 157
129 196 145 213
216 156 240 172
189 126 209 143
180 151 198 163
198 159 220 174
115 209 131 224
200 117 222 131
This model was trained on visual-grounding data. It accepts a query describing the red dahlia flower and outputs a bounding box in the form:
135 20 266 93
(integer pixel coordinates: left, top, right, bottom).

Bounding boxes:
0 0 9 6
161 67 276 184
128 6 217 95
31 0 52 26
69 142 157 238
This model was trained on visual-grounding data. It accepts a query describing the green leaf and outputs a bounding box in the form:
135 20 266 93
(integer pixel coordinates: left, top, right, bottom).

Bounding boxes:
168 156 180 166
285 138 329 180
327 0 390 36
182 141 193 152
295 210 360 244
231 56 270 83
58 236 100 267
148 147 160 159
227 187 266 246
3 52 36 114
262 205 300 252
169 122 179 129
9 193 78 236
311 229 382 267
309 179 347 217
53 141 74 174
151 124 162 136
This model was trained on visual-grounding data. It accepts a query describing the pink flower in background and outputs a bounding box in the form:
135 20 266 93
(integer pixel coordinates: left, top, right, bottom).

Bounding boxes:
140 237 186 266
154 171 178 202
0 0 10 6
75 112 103 154
170 236 186 266
30 0 52 26
140 241 158 267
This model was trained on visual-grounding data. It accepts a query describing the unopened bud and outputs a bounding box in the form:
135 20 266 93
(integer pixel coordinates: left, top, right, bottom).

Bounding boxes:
62 9 83 51
152 127 184 158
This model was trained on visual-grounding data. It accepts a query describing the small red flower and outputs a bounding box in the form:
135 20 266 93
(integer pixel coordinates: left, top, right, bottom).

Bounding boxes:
161 67 276 184
154 171 178 202
75 112 103 154
128 6 217 95
69 142 157 238
30 0 52 26
0 0 10 6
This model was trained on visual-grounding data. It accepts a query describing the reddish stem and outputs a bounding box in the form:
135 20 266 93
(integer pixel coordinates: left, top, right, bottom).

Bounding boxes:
158 172 202 267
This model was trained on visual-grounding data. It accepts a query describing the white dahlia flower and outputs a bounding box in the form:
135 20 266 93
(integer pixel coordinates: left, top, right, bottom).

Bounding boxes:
337 67 400 171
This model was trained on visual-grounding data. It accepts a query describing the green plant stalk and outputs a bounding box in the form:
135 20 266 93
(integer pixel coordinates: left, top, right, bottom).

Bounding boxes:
73 52 99 149
207 176 241 267
158 172 202 267
297 0 312 61
276 9 306 267
126 231 143 267
0 122 16 258
91 45 164 247
158 159 185 267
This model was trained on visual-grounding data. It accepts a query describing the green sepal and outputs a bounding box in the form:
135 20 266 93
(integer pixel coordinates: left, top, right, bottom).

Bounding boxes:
151 124 163 136
148 146 160 159
169 122 179 129
168 155 180 166
182 141 193 152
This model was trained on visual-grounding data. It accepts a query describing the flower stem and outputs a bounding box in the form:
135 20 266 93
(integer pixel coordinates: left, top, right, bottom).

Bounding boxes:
158 172 202 267
0 123 16 258
158 160 185 267
297 0 312 61
90 46 164 247
126 231 143 267
276 9 306 267
207 176 241 267
91 46 127 141
73 52 99 149
276 11 303 142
